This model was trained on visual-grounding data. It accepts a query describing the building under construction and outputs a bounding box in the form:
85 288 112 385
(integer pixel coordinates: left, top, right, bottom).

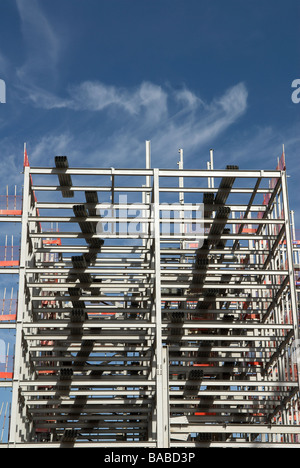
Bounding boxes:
0 142 300 448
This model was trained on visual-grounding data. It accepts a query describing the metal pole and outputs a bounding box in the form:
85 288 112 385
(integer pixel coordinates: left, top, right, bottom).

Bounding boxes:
178 149 184 205
153 168 165 447
146 140 151 206
178 149 185 250
210 148 214 188
207 161 211 188
162 346 170 446
281 171 300 389
291 210 296 241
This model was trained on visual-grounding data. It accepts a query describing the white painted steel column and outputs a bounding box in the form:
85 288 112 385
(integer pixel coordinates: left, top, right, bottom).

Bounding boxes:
210 148 214 188
178 149 184 205
281 171 300 390
162 346 170 446
153 168 166 447
9 166 30 445
146 140 151 205
178 149 185 256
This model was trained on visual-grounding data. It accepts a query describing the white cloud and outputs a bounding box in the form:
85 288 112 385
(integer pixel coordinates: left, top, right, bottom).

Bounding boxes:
29 133 74 164
15 0 60 84
216 82 248 117
0 138 24 189
11 1 249 171
174 87 205 109
18 80 248 168
19 85 69 109
146 82 248 161
24 80 169 123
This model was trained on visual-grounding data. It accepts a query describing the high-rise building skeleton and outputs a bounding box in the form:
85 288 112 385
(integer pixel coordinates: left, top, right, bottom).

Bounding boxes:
0 142 300 447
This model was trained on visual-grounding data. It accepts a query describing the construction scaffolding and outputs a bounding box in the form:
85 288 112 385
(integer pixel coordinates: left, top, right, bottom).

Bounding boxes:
1 143 300 448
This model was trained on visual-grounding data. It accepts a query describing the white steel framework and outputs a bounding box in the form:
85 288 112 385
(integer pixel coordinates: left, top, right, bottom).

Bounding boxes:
1 145 300 448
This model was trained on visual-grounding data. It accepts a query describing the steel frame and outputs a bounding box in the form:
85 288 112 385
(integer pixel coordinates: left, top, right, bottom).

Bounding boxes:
1 153 300 447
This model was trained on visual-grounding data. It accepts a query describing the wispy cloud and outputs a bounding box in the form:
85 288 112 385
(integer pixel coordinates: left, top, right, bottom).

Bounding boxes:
19 80 248 166
23 80 169 122
0 137 24 189
2 0 249 187
15 0 60 85
215 121 300 169
9 1 249 168
174 87 205 109
153 82 248 156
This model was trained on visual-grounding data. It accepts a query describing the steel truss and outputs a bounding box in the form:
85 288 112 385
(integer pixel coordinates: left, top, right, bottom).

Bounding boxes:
3 153 300 448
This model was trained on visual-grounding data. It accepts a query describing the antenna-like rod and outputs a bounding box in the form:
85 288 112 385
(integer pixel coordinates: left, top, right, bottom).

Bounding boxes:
145 140 151 204
210 148 214 188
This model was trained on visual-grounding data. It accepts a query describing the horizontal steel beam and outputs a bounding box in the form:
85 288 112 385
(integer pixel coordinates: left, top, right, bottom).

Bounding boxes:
0 381 12 387
170 423 300 434
19 379 297 388
170 442 300 448
21 321 293 330
20 379 155 386
29 167 282 178
4 441 157 448
28 215 284 225
35 201 269 212
0 216 22 222
32 184 277 194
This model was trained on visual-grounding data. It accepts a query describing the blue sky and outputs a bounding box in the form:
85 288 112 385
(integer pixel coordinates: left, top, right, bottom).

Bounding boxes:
0 1 299 202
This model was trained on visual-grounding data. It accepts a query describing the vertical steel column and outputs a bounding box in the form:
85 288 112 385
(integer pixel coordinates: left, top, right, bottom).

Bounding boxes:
210 148 214 188
9 166 30 445
146 141 151 206
162 346 170 446
281 171 300 389
153 168 168 447
178 149 185 248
